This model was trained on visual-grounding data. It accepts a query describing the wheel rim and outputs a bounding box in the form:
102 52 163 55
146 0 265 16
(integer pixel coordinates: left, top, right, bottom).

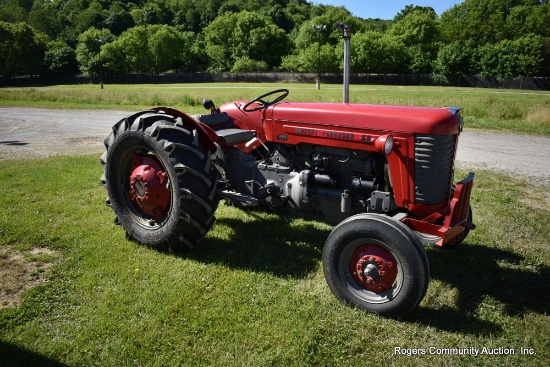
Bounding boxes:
112 140 173 230
339 239 403 304
129 154 171 222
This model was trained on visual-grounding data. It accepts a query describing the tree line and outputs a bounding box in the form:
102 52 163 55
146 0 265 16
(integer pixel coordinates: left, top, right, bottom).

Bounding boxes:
1 0 549 80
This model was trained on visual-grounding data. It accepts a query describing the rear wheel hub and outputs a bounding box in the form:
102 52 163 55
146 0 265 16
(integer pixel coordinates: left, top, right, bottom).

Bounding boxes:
129 155 170 222
350 244 398 293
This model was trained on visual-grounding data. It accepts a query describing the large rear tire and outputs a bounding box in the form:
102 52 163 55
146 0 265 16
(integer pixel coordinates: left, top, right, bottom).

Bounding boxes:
322 214 429 317
100 111 219 250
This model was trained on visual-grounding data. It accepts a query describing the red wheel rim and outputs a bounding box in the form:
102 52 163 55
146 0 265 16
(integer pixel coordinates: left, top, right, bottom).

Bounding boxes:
128 154 170 222
349 244 398 293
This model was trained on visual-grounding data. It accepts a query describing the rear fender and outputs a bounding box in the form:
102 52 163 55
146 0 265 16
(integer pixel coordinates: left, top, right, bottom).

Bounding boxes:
152 106 219 153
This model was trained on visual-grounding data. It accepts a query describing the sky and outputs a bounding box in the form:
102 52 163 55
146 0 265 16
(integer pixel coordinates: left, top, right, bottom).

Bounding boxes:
311 0 463 20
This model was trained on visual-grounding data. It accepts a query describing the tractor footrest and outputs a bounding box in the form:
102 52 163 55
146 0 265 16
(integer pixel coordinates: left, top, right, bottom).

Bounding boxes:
219 190 259 208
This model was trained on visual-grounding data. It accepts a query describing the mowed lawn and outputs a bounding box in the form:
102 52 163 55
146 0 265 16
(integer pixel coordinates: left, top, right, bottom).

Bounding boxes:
0 83 549 366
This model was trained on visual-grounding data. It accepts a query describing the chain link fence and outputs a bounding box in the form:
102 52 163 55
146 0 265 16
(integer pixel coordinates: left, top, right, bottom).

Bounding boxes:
3 72 549 90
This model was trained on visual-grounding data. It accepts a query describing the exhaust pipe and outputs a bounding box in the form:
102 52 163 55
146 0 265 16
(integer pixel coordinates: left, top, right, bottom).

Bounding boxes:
335 22 352 103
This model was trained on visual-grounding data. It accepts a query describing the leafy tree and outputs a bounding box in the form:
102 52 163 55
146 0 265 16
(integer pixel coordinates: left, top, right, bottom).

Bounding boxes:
281 42 339 73
440 0 511 44
0 21 48 77
148 25 187 73
73 1 105 34
406 45 437 74
541 38 550 76
351 31 407 73
27 2 64 39
386 5 440 73
506 3 550 39
350 31 381 73
284 6 364 74
294 7 363 50
75 27 115 76
100 38 130 74
44 40 79 75
184 33 209 71
216 1 239 15
432 40 477 76
231 56 268 72
259 4 294 32
58 0 85 20
507 36 544 76
363 18 392 33
173 8 201 32
0 0 28 23
232 11 290 68
279 53 301 72
102 26 151 73
203 11 237 71
387 6 438 46
103 3 135 36
283 0 312 30
101 24 198 74
135 2 171 26
2 0 550 78
168 0 223 32
204 10 290 71
475 35 544 76
393 5 436 22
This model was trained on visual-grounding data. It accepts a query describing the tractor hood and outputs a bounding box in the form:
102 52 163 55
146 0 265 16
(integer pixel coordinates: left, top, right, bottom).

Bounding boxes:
267 103 460 136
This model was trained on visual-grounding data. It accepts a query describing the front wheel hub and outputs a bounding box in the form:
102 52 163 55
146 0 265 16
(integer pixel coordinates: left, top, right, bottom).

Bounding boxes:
350 244 398 293
129 155 170 222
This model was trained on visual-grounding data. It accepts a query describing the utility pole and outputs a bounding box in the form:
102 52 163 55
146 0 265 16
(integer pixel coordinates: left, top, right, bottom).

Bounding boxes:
335 22 352 103
313 24 326 90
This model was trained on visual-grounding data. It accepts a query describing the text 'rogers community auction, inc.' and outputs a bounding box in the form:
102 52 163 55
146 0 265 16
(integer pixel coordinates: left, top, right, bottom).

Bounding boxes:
393 346 537 357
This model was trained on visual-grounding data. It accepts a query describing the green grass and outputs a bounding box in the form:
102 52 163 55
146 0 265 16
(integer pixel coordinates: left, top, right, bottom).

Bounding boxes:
1 83 549 135
0 155 548 367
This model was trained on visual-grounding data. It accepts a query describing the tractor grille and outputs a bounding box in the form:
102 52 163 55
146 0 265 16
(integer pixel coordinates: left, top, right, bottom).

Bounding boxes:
414 135 456 205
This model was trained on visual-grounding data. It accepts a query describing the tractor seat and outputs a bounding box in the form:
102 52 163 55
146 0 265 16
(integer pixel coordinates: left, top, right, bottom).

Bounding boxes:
216 129 256 145
198 112 231 127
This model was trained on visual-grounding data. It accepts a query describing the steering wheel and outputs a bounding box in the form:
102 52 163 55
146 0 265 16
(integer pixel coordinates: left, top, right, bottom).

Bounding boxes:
242 89 289 112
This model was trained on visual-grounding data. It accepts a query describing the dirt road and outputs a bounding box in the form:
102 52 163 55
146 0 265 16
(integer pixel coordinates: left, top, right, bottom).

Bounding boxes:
1 107 549 188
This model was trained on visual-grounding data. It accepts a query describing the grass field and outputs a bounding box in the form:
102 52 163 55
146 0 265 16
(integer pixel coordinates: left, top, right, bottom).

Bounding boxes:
1 83 549 135
0 156 548 366
0 83 549 366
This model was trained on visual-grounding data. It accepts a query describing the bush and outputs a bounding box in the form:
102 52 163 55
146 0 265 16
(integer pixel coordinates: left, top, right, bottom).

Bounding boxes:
475 35 544 77
231 57 269 72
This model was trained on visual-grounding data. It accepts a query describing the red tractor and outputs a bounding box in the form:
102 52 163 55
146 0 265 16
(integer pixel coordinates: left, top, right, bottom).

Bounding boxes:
101 89 474 317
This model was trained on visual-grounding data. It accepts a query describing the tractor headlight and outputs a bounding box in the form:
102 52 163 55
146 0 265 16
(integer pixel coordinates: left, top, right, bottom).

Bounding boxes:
375 134 393 155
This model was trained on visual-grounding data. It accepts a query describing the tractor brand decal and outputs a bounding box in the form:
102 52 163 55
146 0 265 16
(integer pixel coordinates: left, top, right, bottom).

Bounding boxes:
321 130 355 140
360 134 374 143
293 127 354 140
287 125 373 143
295 128 317 136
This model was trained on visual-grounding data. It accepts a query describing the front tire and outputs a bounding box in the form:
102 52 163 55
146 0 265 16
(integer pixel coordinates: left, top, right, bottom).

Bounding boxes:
100 111 219 250
322 214 429 317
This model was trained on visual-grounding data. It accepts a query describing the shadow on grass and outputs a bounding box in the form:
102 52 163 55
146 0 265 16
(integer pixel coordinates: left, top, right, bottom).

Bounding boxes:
0 340 67 367
405 241 549 336
180 210 331 279
170 209 548 335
